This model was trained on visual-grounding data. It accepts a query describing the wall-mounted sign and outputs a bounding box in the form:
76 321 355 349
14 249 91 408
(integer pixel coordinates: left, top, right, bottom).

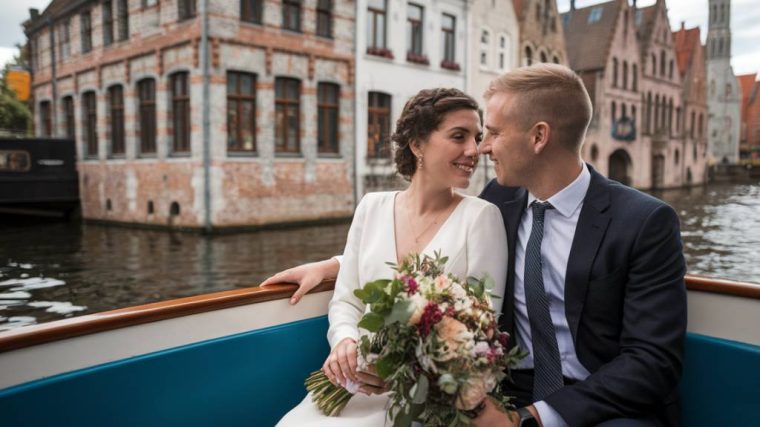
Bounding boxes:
612 117 636 142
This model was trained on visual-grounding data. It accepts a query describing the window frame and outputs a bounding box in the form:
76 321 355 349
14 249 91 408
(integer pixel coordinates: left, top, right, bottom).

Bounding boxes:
227 71 258 154
103 0 114 47
137 78 157 156
367 91 392 160
39 101 52 137
367 0 388 49
170 72 191 155
441 14 456 64
282 0 302 32
407 3 424 56
108 85 126 157
117 0 129 41
241 0 263 24
81 11 93 53
316 0 333 38
82 91 98 158
317 82 340 156
274 77 301 155
63 96 76 140
178 0 197 21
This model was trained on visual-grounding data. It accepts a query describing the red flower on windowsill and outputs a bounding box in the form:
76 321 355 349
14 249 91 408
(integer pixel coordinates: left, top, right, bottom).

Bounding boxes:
440 60 461 71
406 52 430 65
366 47 394 59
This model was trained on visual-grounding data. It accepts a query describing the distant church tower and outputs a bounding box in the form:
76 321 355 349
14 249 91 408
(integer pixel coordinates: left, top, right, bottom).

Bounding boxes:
706 0 741 164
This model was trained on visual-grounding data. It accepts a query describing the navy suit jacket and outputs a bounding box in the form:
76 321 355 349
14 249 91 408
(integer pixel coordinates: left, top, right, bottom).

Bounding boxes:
479 165 687 427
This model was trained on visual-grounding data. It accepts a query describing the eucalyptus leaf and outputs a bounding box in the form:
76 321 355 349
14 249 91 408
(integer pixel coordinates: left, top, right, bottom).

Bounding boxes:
412 375 429 404
358 312 384 332
386 298 413 325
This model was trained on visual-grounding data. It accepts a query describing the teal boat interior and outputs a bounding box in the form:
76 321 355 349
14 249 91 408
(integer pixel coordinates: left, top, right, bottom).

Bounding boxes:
0 277 758 426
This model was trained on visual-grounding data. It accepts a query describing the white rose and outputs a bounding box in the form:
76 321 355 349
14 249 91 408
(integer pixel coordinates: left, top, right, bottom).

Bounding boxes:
407 292 429 326
455 375 488 410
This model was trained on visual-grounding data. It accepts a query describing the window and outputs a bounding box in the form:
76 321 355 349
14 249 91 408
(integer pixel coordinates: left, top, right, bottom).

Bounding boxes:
499 36 506 69
524 45 533 66
117 0 129 41
316 0 332 38
646 92 652 133
651 53 656 75
40 101 52 137
108 86 125 156
83 91 98 157
552 55 559 64
690 110 696 138
63 96 75 140
407 4 424 56
480 30 490 66
660 50 666 76
621 103 627 120
178 0 197 21
282 0 302 32
241 0 263 24
441 14 456 63
58 19 71 60
274 77 300 154
81 11 92 53
170 72 191 153
367 0 387 49
611 101 617 126
622 61 628 90
367 92 391 159
103 1 114 46
0 151 31 172
612 58 618 87
138 78 157 155
632 64 638 91
540 51 547 63
588 7 603 23
669 60 674 80
699 113 704 138
227 71 257 153
317 83 340 155
632 105 637 125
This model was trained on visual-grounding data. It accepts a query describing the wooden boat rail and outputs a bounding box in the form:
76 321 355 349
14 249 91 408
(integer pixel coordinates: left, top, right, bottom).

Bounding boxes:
0 275 757 354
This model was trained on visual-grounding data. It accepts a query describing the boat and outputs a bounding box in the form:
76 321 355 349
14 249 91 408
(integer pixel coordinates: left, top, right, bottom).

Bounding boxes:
0 276 758 426
0 138 79 218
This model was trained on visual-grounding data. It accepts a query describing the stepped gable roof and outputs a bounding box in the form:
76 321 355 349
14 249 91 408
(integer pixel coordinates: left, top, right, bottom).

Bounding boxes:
561 0 621 72
673 26 701 78
635 4 658 52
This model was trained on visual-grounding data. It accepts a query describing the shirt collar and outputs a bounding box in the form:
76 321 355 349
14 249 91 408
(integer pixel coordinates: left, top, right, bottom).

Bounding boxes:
527 163 591 218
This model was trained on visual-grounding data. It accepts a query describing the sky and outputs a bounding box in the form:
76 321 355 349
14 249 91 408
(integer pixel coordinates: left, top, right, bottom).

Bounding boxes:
1 0 758 76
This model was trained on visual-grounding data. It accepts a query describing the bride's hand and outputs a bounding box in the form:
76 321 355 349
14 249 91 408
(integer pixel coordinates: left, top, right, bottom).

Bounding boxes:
260 258 339 304
323 338 359 387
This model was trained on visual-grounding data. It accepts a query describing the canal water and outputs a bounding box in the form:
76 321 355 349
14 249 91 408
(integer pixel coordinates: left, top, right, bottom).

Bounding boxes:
2 182 759 332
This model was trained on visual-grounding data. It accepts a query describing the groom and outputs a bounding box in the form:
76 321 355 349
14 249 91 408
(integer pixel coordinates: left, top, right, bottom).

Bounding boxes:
262 64 687 427
469 64 686 427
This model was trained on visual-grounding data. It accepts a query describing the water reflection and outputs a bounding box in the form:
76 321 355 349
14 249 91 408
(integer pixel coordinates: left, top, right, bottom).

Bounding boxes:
0 219 349 331
652 182 760 285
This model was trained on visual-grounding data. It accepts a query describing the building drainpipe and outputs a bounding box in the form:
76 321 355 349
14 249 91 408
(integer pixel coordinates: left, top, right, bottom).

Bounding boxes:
47 16 57 136
201 0 212 233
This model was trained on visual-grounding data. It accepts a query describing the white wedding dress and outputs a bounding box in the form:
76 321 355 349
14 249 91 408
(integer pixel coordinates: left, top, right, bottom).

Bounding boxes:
276 191 508 427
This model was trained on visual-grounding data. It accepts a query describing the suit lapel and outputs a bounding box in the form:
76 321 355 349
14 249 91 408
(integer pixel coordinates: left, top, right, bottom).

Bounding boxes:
564 167 611 340
501 188 528 337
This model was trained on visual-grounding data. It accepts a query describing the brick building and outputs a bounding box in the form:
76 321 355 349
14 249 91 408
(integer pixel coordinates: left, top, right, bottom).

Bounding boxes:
25 0 356 229
635 0 686 189
513 0 567 67
673 23 709 185
738 74 760 162
563 0 645 187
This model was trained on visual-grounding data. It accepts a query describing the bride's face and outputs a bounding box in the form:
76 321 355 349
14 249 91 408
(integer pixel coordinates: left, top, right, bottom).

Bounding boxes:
415 109 482 189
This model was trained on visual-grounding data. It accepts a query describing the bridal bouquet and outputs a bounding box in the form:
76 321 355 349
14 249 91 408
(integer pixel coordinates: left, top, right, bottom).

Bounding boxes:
305 252 525 426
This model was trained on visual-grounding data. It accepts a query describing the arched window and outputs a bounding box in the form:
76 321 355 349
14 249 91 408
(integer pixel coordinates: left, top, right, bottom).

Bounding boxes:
646 92 652 133
698 113 704 137
690 110 696 138
674 149 680 165
612 58 618 87
660 50 666 76
552 55 559 64
654 94 660 130
623 61 628 89
651 53 656 75
540 50 548 63
621 103 627 119
481 30 490 67
718 38 723 55
611 101 617 126
632 64 638 91
524 45 533 66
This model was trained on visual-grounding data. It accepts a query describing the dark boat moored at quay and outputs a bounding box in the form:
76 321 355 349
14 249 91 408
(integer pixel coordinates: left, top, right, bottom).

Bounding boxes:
0 138 79 218
0 275 757 426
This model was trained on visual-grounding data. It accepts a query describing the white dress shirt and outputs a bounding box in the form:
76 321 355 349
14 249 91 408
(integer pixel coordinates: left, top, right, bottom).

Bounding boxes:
512 163 591 427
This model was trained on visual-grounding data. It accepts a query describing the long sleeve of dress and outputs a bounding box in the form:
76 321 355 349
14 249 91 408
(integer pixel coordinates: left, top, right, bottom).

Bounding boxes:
465 203 508 312
326 195 371 348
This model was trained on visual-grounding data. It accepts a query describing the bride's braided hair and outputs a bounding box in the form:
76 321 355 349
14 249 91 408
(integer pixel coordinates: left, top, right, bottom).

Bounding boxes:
392 88 480 180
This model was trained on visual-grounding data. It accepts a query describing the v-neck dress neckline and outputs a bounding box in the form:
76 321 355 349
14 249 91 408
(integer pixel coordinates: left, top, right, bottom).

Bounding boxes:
391 191 467 265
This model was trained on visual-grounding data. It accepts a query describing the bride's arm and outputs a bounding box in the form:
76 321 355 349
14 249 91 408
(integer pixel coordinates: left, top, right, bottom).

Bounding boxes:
466 203 508 311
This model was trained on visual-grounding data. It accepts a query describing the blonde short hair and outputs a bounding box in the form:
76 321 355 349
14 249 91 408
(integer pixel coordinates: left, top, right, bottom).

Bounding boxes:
484 63 592 151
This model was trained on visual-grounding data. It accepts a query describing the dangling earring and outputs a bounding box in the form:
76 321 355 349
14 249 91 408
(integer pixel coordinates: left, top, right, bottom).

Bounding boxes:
417 155 424 170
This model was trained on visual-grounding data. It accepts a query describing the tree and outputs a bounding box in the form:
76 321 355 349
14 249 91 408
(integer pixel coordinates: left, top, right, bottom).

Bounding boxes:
0 43 32 136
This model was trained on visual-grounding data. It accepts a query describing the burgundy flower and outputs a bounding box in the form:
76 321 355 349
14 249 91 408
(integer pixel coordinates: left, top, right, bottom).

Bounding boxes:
418 302 443 337
498 332 510 348
404 276 419 295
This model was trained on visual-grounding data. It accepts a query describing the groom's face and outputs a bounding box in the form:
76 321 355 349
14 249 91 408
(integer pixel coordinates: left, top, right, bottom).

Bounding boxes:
482 92 533 187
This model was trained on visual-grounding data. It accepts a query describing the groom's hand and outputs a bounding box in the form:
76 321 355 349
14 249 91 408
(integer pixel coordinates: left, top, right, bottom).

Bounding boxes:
323 338 359 386
471 398 518 427
356 366 389 396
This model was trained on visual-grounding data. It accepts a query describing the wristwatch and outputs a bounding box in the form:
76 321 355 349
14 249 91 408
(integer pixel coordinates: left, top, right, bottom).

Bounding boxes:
517 407 539 427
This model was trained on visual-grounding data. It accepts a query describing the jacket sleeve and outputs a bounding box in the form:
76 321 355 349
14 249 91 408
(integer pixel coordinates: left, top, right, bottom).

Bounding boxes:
545 204 687 426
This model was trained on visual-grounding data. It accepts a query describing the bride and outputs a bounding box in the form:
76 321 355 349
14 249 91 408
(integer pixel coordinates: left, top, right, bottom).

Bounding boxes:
272 88 508 426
